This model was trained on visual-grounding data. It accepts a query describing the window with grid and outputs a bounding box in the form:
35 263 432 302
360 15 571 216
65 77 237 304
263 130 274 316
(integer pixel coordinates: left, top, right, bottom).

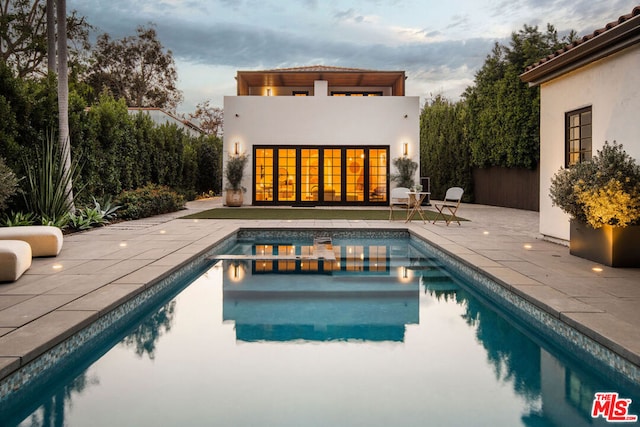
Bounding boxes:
301 149 319 201
277 149 296 201
346 149 365 202
369 149 388 202
565 107 592 167
323 149 342 201
254 148 274 201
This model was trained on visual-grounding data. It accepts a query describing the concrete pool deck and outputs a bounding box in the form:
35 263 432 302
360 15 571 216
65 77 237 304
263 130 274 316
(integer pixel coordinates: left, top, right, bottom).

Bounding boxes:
1 198 639 383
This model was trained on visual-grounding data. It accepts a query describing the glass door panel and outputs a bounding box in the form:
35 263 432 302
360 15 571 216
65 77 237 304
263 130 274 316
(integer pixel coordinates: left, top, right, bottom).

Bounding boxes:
254 148 274 202
346 149 365 202
369 148 387 202
323 149 341 202
301 149 319 202
277 149 296 202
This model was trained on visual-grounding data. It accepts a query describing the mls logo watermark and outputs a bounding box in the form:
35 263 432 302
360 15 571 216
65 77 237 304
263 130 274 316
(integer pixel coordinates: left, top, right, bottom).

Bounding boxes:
592 392 638 422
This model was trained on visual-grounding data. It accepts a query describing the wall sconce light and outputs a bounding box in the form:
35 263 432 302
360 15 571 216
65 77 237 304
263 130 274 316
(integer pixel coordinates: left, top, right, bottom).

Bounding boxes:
234 141 240 156
266 88 272 96
229 261 245 282
403 142 408 157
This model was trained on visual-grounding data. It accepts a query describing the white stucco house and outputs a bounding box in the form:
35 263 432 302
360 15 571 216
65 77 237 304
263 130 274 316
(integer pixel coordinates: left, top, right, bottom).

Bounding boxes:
521 6 640 241
223 66 420 206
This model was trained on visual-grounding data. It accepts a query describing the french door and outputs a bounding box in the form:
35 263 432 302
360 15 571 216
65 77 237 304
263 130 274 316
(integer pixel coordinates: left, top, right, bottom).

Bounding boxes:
253 146 389 205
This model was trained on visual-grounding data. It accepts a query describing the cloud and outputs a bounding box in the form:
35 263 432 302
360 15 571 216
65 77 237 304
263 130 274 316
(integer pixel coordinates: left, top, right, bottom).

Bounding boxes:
72 0 634 110
333 8 376 24
159 17 492 72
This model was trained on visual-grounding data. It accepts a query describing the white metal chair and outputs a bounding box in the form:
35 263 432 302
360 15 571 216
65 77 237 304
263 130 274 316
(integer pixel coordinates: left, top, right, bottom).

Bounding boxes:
432 187 464 226
389 187 410 221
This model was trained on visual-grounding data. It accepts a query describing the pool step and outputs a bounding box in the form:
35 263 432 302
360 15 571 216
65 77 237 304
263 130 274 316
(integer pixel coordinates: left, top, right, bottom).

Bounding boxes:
211 237 336 262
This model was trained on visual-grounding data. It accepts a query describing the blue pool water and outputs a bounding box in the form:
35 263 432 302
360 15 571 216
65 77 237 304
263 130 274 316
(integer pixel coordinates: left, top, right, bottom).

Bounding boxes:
2 234 639 426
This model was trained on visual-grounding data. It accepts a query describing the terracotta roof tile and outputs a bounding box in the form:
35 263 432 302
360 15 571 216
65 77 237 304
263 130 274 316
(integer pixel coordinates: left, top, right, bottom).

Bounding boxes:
257 65 377 73
524 6 640 72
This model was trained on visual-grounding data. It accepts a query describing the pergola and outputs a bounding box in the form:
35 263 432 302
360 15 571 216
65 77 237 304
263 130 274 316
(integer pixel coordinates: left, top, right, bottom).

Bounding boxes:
236 65 406 96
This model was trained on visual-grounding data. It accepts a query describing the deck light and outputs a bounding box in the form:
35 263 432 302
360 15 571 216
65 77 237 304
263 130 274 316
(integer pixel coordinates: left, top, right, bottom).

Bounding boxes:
483 231 490 235
119 242 128 247
524 244 532 249
592 266 604 272
52 263 63 270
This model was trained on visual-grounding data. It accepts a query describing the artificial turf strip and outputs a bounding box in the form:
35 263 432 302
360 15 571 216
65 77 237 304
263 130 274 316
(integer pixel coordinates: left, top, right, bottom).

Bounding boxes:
182 207 466 222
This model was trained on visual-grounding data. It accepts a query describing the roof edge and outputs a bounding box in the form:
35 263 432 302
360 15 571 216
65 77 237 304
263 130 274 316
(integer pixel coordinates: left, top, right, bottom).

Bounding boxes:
521 7 640 86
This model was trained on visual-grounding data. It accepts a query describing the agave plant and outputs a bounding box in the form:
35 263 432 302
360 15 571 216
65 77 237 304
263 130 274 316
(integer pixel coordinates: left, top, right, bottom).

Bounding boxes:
23 131 84 227
0 211 36 227
92 196 121 221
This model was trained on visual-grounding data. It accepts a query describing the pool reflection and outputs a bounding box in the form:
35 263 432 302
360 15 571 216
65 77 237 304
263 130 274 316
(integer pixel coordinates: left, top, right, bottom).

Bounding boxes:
4 238 639 427
221 241 432 342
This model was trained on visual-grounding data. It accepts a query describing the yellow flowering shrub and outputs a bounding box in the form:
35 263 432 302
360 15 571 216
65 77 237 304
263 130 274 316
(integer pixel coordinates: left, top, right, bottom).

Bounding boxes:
550 141 640 228
575 179 640 228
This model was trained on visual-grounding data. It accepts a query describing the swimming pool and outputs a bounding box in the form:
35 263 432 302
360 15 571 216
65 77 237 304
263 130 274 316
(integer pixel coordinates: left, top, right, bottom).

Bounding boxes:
1 230 638 426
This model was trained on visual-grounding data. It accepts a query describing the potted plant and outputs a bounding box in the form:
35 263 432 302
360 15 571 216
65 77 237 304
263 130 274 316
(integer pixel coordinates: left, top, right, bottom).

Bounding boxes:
225 154 248 207
549 141 640 267
391 156 418 189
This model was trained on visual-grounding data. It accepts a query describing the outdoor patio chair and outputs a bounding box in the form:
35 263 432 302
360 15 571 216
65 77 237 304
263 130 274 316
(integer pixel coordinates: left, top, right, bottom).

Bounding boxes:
432 187 464 226
389 187 410 221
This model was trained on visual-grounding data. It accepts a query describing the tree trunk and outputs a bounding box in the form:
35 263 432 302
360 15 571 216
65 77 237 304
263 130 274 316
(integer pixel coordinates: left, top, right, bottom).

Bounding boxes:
47 0 56 73
56 0 74 211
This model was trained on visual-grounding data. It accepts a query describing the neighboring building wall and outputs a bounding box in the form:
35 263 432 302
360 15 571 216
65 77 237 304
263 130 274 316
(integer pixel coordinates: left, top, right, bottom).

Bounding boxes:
224 94 420 205
128 108 204 137
539 44 640 240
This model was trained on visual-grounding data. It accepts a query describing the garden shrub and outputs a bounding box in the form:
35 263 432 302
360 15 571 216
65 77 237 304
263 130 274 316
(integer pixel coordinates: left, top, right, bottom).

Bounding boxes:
0 156 19 212
550 141 640 228
116 184 185 220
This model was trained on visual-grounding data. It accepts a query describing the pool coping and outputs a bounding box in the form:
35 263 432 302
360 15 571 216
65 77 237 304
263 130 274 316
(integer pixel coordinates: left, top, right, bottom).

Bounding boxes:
1 201 639 400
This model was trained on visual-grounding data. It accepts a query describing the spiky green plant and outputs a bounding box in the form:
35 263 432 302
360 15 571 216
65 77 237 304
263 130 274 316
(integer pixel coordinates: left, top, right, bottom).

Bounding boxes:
0 211 36 227
23 132 83 227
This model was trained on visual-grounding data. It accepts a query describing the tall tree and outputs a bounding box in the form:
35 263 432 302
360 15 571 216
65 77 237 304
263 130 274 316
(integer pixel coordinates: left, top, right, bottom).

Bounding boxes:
0 0 89 78
46 0 55 72
420 94 473 200
463 24 568 169
188 100 224 137
86 25 183 111
56 0 73 209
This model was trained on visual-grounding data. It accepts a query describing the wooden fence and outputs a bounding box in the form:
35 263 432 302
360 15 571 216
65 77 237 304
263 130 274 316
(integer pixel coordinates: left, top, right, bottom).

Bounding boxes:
472 166 540 211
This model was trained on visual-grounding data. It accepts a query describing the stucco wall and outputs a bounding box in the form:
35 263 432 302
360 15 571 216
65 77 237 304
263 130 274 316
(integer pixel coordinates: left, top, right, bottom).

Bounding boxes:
223 95 420 204
539 44 640 241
